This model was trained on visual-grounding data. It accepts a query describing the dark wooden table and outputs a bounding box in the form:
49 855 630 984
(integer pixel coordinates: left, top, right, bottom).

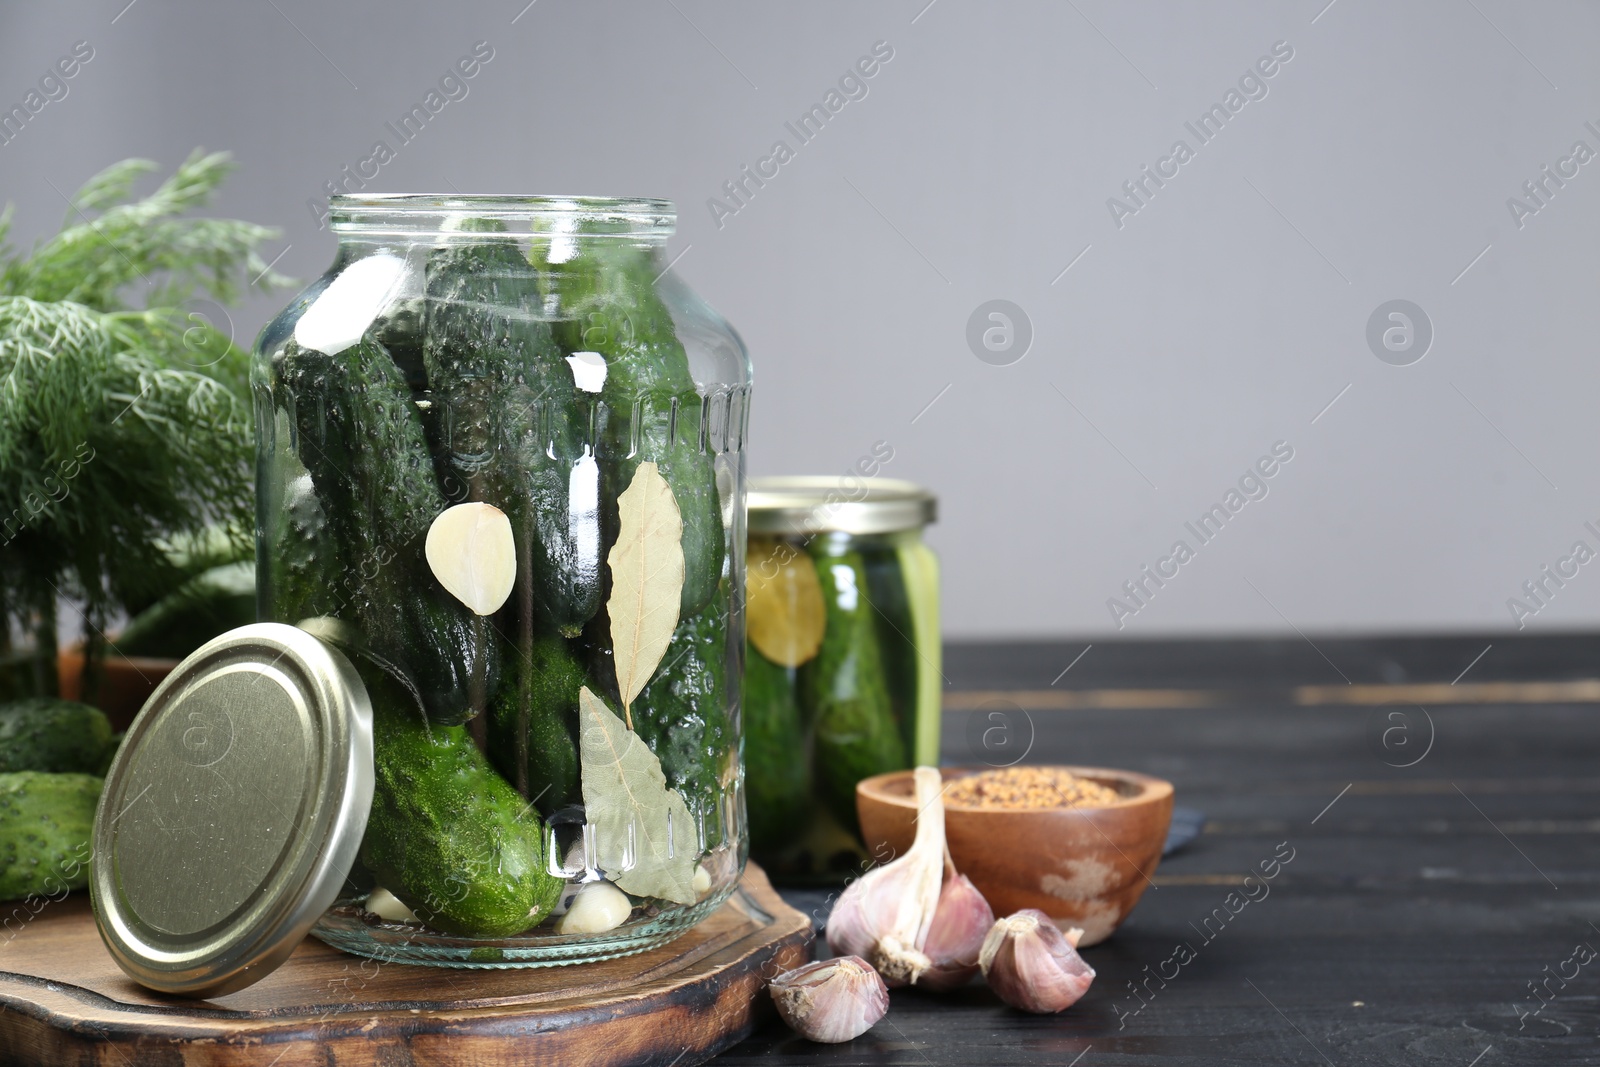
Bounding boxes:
718 635 1600 1066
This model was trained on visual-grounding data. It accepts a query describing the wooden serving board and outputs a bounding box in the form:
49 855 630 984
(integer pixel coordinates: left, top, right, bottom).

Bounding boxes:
0 865 809 1067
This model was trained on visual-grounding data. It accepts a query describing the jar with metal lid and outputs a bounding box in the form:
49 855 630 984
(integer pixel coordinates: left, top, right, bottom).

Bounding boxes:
246 195 749 968
742 477 939 882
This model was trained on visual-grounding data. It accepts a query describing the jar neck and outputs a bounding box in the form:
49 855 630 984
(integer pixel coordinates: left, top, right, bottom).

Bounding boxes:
328 194 675 243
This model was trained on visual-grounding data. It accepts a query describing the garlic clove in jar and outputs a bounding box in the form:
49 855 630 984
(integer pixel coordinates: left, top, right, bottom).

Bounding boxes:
555 881 633 935
770 956 890 1043
917 873 995 992
979 909 1096 1013
425 502 517 615
364 887 417 923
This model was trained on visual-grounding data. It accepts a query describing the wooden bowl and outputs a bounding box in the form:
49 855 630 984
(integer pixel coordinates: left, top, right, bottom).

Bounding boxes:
856 766 1174 946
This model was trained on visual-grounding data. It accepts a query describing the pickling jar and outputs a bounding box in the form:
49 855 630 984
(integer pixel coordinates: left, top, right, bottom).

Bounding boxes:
742 477 939 882
251 195 751 966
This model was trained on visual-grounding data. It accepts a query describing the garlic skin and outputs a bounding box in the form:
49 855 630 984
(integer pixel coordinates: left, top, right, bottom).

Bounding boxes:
917 873 995 991
770 956 889 1043
979 909 1095 1013
826 766 946 986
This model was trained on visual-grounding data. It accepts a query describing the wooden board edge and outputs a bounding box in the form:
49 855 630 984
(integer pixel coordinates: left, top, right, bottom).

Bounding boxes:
0 867 814 1067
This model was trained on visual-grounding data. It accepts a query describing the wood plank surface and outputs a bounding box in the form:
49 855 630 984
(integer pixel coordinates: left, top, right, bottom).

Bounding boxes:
719 639 1600 1065
0 865 809 1067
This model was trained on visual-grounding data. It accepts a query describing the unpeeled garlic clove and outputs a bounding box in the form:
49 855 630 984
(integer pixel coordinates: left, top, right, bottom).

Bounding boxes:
979 909 1095 1013
770 956 889 1043
917 873 995 991
555 881 633 935
826 767 946 986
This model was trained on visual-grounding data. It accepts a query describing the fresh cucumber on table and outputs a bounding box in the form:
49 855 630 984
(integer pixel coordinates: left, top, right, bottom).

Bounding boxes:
0 771 101 902
0 699 113 776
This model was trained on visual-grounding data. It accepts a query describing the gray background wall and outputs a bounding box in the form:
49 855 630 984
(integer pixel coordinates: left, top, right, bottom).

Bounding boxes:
3 0 1597 640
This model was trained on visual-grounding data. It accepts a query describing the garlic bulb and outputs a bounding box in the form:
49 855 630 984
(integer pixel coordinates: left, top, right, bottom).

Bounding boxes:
770 956 889 1043
917 872 995 991
978 909 1096 1013
826 766 946 985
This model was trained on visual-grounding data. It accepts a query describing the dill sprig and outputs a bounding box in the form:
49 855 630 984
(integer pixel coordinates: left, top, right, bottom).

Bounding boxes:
0 150 288 698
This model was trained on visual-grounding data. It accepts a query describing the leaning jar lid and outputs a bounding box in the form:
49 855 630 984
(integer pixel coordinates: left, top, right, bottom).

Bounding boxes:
91 623 373 997
747 476 937 536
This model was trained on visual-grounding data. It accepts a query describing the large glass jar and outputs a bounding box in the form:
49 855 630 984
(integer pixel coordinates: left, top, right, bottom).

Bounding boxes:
252 195 750 966
742 478 939 883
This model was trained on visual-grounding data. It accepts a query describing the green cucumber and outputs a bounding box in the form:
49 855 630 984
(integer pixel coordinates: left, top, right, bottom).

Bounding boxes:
275 337 496 725
0 772 100 901
533 237 725 620
488 633 585 813
862 546 919 766
801 540 907 832
425 227 603 637
896 540 943 766
742 646 810 852
361 693 562 938
630 607 732 826
0 700 113 775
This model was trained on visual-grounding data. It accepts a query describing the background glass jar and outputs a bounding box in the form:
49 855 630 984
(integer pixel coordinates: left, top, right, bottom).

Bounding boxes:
252 195 750 966
742 478 939 883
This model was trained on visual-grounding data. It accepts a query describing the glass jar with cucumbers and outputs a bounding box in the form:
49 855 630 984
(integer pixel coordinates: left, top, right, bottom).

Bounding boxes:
253 195 750 966
743 478 940 882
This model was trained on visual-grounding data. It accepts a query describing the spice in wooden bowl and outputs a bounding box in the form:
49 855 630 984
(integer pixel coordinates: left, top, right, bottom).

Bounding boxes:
943 767 1121 810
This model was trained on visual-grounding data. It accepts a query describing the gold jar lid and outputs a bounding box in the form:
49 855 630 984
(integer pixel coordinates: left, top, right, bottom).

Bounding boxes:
91 623 373 997
747 476 937 536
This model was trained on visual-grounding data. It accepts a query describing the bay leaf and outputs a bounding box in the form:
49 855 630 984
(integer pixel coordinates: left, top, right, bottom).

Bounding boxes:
577 686 698 905
746 538 826 668
607 461 685 724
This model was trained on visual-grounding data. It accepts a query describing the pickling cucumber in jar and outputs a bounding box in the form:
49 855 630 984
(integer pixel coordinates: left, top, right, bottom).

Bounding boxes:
803 538 908 833
361 672 564 938
742 480 940 880
424 223 604 638
273 337 497 726
256 194 750 966
532 232 725 621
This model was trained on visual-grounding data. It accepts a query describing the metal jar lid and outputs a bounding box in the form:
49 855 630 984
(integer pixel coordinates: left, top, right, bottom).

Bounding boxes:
747 476 937 536
91 623 374 997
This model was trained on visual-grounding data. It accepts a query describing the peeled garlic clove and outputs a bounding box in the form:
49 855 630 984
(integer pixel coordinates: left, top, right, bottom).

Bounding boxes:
364 887 417 923
770 956 890 1044
979 909 1096 1013
917 874 995 991
555 881 633 935
825 767 946 986
425 502 516 615
693 863 713 898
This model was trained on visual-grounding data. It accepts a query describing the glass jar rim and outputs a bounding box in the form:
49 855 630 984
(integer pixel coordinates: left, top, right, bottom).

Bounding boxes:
328 194 675 238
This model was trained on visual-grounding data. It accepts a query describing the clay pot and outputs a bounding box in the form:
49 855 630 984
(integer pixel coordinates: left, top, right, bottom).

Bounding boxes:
856 765 1174 946
57 649 177 732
